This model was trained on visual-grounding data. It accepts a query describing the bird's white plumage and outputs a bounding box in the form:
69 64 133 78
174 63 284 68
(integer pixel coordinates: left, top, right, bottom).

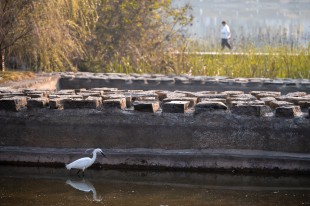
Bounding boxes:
66 148 105 175
66 157 94 170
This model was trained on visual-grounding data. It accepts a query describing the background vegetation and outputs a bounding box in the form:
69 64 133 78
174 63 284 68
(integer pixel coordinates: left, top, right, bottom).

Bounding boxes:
0 0 309 79
1 0 192 73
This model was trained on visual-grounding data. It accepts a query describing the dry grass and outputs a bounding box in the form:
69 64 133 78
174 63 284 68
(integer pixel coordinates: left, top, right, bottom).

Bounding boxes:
0 71 36 84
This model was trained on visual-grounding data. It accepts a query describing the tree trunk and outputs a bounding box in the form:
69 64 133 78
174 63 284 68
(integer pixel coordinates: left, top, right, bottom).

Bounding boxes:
0 49 5 72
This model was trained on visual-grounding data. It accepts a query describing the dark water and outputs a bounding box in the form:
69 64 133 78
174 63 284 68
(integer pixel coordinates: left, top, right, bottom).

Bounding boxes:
0 166 309 206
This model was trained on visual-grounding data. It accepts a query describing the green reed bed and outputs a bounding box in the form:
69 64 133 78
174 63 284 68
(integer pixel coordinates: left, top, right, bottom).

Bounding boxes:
176 46 310 79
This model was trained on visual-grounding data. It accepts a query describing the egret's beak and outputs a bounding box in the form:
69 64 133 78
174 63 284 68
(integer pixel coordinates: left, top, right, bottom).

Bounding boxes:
100 151 106 157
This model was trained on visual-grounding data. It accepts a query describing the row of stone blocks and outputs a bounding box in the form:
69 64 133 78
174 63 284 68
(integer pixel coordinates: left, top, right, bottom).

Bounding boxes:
60 72 310 86
0 86 310 118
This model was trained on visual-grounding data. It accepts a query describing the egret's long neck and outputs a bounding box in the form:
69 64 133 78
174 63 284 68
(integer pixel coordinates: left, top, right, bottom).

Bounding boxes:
91 151 97 163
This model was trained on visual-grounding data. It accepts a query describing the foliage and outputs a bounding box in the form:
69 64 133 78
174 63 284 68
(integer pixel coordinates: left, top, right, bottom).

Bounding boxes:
0 0 34 71
82 0 193 74
2 0 99 72
2 0 192 74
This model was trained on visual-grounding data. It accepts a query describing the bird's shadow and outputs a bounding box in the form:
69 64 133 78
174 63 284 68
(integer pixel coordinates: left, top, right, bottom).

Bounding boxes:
66 178 103 202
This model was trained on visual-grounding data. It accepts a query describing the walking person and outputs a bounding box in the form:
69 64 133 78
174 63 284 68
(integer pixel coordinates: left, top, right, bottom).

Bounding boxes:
221 21 232 50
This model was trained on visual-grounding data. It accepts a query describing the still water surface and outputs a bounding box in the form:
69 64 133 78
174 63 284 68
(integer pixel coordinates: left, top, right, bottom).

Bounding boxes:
0 166 309 206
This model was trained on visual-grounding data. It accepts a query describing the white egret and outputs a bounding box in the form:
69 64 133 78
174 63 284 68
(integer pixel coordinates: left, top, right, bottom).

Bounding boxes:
66 148 106 176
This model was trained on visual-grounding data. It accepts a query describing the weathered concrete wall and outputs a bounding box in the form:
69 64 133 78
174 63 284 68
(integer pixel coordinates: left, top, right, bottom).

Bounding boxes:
58 72 310 93
0 109 309 152
0 72 310 173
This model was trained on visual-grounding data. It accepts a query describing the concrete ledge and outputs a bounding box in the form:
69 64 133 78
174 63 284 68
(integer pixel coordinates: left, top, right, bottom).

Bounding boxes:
1 146 309 174
58 72 310 93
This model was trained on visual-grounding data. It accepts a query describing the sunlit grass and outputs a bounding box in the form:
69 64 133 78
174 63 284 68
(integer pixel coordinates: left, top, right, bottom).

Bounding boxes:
173 45 310 79
100 43 310 79
0 71 35 83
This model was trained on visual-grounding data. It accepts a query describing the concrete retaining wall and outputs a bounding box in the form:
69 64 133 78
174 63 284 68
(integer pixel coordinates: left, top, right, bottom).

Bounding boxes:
58 72 310 93
0 72 310 173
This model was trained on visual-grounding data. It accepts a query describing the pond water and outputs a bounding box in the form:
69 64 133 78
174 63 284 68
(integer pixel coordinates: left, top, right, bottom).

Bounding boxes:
0 166 309 206
173 0 310 47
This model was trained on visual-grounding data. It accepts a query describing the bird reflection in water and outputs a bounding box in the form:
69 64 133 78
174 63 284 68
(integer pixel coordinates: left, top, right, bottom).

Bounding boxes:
66 178 103 202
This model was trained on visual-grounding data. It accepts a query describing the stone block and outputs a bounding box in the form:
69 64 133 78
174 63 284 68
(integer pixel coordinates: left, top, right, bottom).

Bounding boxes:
162 101 190 113
227 94 257 105
133 101 160 113
90 87 118 93
250 91 266 96
0 93 11 99
256 92 281 99
174 90 196 97
195 101 227 113
55 90 76 95
102 94 126 101
193 93 224 102
231 105 271 117
0 97 27 111
220 91 244 97
131 93 158 101
85 96 102 102
127 90 144 93
131 77 147 85
155 91 168 101
27 97 49 109
105 90 126 94
137 96 157 101
163 97 197 107
159 77 175 85
49 98 63 109
74 88 87 93
102 98 126 110
230 100 265 107
260 97 276 106
61 95 84 99
196 91 218 95
167 92 186 98
276 96 310 105
174 77 190 85
0 87 14 93
78 91 102 99
275 106 302 118
145 78 161 85
298 101 310 108
286 92 307 97
198 93 227 100
199 98 226 103
269 100 293 109
63 98 101 109
25 90 49 98
0 92 24 98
